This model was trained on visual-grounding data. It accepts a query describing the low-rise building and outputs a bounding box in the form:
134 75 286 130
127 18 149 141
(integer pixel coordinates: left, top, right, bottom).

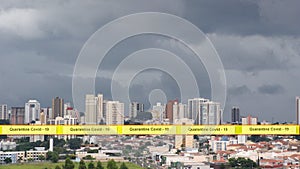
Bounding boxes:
0 151 18 164
26 150 47 161
260 159 283 168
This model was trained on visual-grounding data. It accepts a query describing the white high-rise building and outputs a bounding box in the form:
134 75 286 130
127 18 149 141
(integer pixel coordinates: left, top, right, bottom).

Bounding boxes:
241 115 257 125
64 102 71 117
129 102 144 118
0 104 8 120
152 102 165 122
25 100 41 124
188 98 222 125
85 94 103 124
105 101 124 125
65 107 79 119
173 103 187 122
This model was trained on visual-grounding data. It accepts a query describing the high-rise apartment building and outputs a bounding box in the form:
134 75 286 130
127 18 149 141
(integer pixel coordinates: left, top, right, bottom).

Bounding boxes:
105 101 124 125
25 100 41 124
242 115 257 125
152 102 165 121
10 107 25 124
64 102 71 117
188 98 222 125
40 111 46 124
41 107 52 120
231 107 240 123
173 102 187 122
129 102 144 119
85 94 103 124
52 97 64 118
0 104 8 120
165 99 178 123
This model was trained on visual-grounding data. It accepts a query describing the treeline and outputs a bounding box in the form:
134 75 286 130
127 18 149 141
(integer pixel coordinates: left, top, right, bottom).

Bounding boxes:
53 159 129 169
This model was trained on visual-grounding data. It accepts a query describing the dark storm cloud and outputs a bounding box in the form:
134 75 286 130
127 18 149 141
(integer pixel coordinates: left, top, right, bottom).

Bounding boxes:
0 0 185 108
258 84 284 95
228 85 252 96
209 34 297 73
0 0 300 122
184 0 300 35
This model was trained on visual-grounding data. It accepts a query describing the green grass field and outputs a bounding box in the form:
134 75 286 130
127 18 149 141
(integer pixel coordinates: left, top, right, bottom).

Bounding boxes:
0 161 144 169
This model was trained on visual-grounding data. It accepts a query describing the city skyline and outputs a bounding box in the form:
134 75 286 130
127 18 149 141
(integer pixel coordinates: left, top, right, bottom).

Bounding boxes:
1 1 300 122
0 94 294 124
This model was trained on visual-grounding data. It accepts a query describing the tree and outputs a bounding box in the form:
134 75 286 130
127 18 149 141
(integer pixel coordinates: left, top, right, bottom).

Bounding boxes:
47 151 59 163
78 159 87 169
107 159 118 169
51 153 59 163
46 151 52 160
83 155 95 160
145 141 151 146
68 138 82 150
88 161 95 169
119 162 128 169
54 138 66 147
38 155 46 161
55 166 62 169
63 158 75 169
4 157 12 164
229 157 257 169
96 161 104 169
125 145 132 150
249 135 271 143
27 158 34 162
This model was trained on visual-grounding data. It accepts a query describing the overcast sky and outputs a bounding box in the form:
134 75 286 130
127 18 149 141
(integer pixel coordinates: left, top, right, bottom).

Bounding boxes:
1 0 300 122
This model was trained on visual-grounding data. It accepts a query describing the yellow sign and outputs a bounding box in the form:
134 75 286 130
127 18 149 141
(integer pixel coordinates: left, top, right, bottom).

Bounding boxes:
61 126 118 135
241 125 298 135
121 125 176 135
181 125 236 135
2 125 56 135
0 125 298 135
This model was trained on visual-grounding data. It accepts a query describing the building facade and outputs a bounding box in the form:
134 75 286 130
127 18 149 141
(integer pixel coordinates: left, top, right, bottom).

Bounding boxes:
41 107 52 120
85 94 103 124
24 100 41 124
188 98 222 125
105 101 124 125
231 107 240 124
129 102 144 119
241 115 257 125
10 107 25 124
165 99 178 123
0 104 8 120
173 102 187 122
152 102 165 122
52 97 64 118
